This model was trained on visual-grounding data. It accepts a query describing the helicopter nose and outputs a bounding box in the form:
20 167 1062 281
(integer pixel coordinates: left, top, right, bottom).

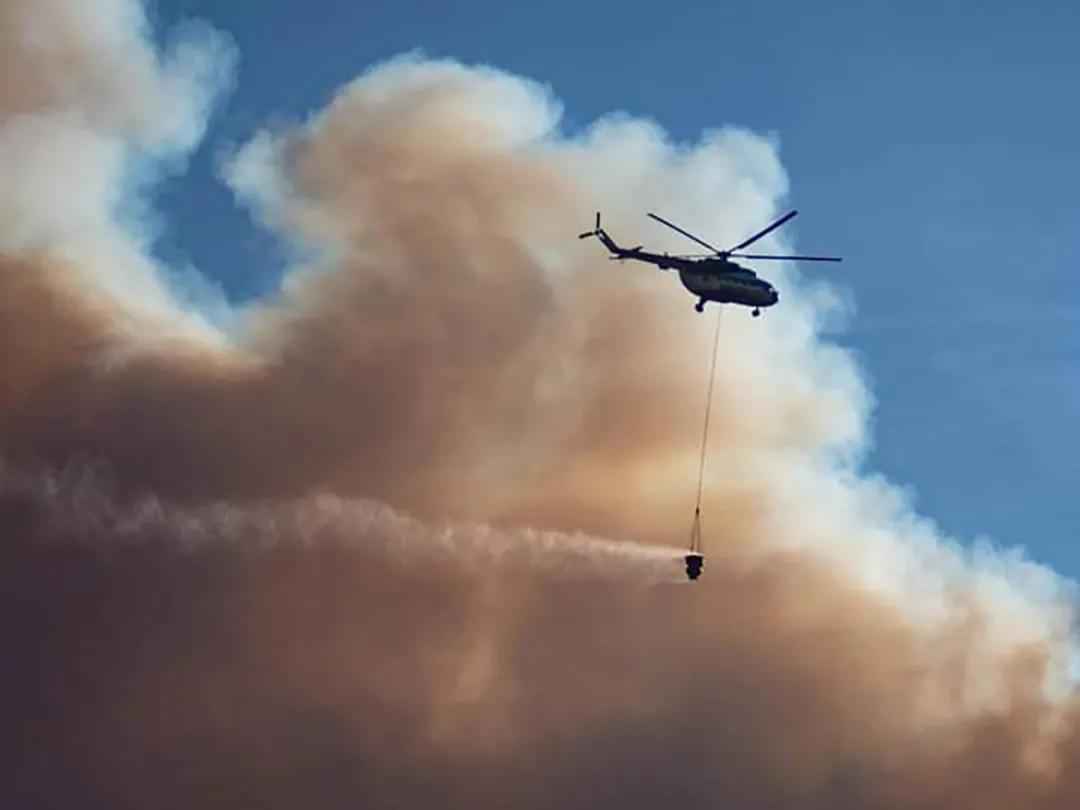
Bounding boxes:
770 288 780 304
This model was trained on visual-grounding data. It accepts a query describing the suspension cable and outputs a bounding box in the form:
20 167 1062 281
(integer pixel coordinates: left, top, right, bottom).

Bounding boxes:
690 307 723 553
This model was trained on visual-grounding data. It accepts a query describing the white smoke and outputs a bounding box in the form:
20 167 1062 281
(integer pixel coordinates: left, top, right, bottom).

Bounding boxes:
217 52 1078 712
0 0 236 348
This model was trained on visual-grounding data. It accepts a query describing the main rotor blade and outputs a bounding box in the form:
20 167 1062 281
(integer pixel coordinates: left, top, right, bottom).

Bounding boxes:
727 210 799 252
731 253 843 262
647 212 722 254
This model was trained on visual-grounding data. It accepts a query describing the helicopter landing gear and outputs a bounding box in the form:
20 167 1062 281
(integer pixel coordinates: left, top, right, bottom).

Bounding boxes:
694 299 705 313
752 308 761 318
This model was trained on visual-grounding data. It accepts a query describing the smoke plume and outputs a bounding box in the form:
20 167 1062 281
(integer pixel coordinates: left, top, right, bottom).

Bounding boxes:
3 2 1079 808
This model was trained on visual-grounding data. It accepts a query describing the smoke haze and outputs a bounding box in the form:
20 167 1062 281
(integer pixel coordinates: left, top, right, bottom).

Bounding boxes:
3 2 1079 808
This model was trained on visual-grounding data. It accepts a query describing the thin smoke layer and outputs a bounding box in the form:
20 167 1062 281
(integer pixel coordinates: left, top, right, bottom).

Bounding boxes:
2 2 1079 808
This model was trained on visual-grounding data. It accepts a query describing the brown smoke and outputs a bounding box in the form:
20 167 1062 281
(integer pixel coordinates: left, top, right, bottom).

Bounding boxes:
3 4 1079 808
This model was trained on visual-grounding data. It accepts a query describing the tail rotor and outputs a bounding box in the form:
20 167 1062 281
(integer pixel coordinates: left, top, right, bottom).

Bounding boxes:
578 212 602 239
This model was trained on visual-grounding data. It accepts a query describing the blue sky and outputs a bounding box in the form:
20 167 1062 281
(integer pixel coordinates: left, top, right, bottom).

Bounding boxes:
151 0 1078 574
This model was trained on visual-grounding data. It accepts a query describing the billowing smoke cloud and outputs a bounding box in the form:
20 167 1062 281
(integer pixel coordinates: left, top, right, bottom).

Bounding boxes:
3 2 1079 808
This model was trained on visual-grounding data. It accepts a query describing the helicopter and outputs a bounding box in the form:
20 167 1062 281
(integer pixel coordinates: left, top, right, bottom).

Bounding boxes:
579 209 842 315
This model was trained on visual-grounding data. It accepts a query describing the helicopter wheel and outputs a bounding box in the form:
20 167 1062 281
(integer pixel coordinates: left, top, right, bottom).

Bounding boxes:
752 308 761 318
694 300 705 313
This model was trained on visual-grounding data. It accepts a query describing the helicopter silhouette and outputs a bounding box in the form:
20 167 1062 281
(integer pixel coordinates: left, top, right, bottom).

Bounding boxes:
579 209 842 315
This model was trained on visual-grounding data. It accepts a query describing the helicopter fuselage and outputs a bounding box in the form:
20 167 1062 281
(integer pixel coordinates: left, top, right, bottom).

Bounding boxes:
615 249 779 309
676 261 779 309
